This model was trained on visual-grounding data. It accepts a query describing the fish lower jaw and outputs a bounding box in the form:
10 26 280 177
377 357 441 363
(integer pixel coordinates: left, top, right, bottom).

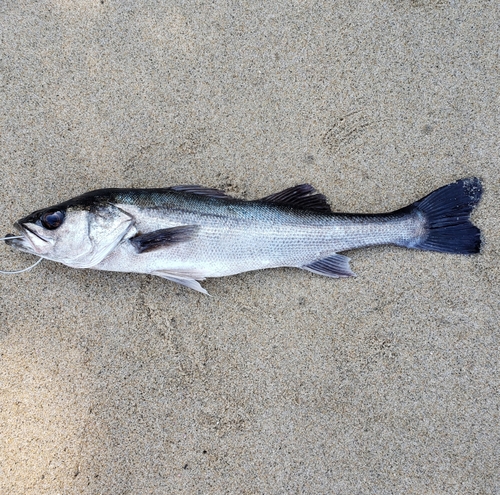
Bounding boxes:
4 236 35 254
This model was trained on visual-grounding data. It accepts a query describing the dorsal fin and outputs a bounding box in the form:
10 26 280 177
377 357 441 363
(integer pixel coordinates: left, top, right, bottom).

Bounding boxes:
258 184 332 213
169 185 234 199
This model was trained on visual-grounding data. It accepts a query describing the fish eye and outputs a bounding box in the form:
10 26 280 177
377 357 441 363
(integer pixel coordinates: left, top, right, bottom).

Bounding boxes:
41 210 65 230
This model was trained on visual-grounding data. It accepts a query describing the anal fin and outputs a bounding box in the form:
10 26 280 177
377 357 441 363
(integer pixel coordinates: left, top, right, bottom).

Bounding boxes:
301 254 355 278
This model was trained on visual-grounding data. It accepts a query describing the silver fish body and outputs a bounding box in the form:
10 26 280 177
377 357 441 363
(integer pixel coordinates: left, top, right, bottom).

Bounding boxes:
4 179 482 293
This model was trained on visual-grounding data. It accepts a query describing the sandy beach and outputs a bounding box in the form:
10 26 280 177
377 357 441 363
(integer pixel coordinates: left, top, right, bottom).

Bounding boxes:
1 0 499 493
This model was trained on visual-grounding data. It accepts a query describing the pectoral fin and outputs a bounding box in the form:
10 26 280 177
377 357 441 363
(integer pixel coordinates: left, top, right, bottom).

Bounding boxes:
152 270 209 295
302 254 355 278
130 225 199 254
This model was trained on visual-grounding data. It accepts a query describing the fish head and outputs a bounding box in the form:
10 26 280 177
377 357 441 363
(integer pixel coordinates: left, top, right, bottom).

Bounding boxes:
6 198 134 269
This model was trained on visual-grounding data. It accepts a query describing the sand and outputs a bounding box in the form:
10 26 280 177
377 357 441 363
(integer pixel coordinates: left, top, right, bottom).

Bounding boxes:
1 0 499 493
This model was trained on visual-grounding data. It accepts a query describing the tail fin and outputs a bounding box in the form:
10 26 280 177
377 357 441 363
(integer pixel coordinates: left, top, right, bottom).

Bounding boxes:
407 177 482 254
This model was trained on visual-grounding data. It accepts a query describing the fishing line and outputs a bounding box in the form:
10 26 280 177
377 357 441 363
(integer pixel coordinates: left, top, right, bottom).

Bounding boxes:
0 236 44 274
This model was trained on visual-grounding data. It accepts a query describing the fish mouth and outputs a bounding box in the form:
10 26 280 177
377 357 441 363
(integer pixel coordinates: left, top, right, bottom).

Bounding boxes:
4 222 48 254
17 222 50 243
3 231 30 252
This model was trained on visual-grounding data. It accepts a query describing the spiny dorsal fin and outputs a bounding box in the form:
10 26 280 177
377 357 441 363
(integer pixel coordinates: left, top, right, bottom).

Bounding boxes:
258 184 332 213
130 225 199 254
169 185 234 199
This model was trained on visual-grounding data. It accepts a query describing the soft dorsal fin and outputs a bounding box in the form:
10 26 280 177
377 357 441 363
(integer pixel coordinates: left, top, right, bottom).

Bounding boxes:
169 185 234 199
258 184 332 213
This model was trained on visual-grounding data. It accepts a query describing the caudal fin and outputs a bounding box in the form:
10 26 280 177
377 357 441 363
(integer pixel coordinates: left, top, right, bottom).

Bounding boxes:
407 177 482 254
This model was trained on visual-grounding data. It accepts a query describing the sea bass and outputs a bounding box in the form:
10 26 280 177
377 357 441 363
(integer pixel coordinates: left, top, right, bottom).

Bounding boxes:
4 178 482 294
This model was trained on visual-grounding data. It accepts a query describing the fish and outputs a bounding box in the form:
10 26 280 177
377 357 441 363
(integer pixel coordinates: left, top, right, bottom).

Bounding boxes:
3 178 482 294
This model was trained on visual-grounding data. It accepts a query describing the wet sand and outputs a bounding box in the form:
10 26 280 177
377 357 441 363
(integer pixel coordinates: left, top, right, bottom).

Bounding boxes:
1 1 499 493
